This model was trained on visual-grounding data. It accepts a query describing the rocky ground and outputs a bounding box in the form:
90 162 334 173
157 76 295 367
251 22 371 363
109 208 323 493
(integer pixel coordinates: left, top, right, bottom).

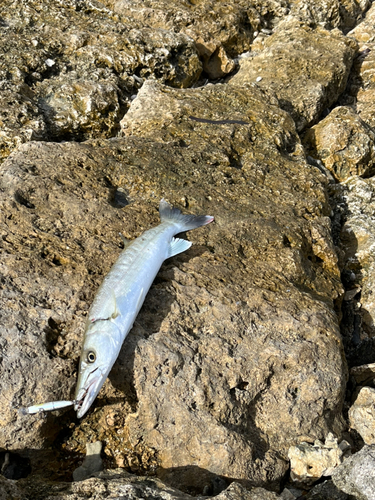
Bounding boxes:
1 0 375 499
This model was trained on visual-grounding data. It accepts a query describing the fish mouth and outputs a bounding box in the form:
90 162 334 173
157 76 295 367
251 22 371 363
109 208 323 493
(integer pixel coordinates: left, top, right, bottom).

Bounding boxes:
74 372 103 418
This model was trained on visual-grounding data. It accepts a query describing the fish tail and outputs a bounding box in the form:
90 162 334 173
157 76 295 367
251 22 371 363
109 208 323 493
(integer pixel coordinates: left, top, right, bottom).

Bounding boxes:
159 199 214 231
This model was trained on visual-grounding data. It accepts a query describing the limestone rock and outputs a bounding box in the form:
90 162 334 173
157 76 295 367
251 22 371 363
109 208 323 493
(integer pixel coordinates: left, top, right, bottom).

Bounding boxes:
1 80 346 490
288 0 369 31
73 441 103 481
339 177 375 360
303 106 375 181
36 78 121 141
348 2 375 45
345 5 375 129
0 471 294 500
288 433 351 484
332 445 375 500
303 480 353 500
229 19 357 131
106 0 259 79
0 0 202 160
350 363 375 385
349 387 375 445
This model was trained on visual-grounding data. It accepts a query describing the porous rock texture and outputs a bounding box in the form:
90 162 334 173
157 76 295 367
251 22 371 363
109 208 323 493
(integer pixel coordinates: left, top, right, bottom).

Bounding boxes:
0 0 202 161
344 3 375 129
332 445 375 500
349 387 375 445
1 79 346 492
339 176 375 365
229 18 357 131
303 106 375 181
0 471 283 500
1 0 374 499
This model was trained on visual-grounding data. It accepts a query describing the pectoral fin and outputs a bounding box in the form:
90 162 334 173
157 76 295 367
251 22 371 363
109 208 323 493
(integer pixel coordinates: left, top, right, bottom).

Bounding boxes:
168 238 192 258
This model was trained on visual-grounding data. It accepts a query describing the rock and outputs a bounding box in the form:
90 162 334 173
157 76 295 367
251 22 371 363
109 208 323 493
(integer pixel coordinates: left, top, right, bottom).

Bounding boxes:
0 0 202 160
72 441 103 481
37 79 121 141
332 445 375 500
349 387 375 445
302 106 375 181
1 79 346 491
229 18 357 131
344 4 375 129
107 0 368 80
288 0 370 31
2 469 195 500
288 433 351 484
207 483 283 500
0 472 289 500
0 450 31 480
303 479 353 500
350 363 375 385
339 177 375 362
106 0 258 79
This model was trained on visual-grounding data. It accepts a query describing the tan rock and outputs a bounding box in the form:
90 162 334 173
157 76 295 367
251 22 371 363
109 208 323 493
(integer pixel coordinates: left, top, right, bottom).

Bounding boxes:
107 0 258 79
348 2 375 44
346 6 375 130
349 387 375 444
0 0 202 161
229 19 357 131
340 177 375 348
303 106 375 181
288 433 351 484
1 80 345 490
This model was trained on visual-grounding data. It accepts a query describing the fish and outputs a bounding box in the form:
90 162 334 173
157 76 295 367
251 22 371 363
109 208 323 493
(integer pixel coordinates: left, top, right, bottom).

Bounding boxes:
73 199 214 418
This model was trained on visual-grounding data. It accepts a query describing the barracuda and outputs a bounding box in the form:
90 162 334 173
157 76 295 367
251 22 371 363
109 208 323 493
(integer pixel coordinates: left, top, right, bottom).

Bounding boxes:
22 200 213 418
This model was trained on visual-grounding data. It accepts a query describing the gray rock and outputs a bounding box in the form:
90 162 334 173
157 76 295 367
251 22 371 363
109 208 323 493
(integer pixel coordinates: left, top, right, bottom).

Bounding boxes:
332 445 375 500
304 480 353 500
73 441 103 481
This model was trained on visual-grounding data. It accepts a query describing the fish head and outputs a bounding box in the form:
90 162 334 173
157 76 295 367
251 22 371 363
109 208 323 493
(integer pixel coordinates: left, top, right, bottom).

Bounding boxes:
74 319 121 418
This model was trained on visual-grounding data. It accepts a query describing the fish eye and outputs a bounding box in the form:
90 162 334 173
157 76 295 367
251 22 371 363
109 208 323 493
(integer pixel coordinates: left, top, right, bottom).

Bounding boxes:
87 351 96 363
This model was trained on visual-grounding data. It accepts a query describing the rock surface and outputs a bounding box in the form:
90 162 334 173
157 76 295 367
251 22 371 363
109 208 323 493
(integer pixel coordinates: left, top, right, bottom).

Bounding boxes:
73 441 103 481
1 78 346 491
332 445 375 500
1 0 375 498
339 176 375 364
0 0 201 161
303 106 375 181
345 4 375 129
229 18 357 131
303 480 354 500
0 472 291 500
349 387 375 445
288 433 351 484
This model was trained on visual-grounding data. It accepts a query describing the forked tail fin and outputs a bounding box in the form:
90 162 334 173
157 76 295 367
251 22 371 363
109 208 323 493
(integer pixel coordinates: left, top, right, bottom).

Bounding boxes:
159 199 214 232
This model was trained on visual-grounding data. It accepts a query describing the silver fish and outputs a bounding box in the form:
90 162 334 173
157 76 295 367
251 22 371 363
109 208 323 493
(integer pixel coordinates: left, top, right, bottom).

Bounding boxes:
74 199 214 418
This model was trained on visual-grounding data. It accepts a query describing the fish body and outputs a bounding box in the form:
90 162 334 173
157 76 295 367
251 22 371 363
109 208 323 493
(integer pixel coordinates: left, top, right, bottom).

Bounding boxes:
74 200 213 417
